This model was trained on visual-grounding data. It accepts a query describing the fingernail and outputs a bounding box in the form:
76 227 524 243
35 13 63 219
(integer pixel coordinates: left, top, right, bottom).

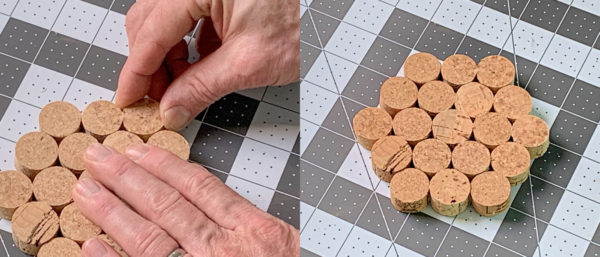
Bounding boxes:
86 143 113 162
77 178 101 197
126 143 150 161
84 238 108 257
163 106 190 131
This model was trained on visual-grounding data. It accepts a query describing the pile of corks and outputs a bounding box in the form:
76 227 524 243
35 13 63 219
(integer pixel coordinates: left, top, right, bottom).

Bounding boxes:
353 53 550 217
0 99 190 257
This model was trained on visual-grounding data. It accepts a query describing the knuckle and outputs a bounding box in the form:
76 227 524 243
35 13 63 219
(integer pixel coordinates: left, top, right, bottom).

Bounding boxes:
110 159 137 178
255 220 290 242
185 72 221 106
145 186 184 220
94 195 119 220
184 173 220 198
135 225 171 256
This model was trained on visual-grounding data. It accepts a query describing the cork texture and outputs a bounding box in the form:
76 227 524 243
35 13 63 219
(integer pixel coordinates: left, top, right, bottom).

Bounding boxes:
390 168 429 213
431 109 473 146
11 201 60 255
493 85 533 121
512 115 550 159
412 138 451 177
379 77 418 116
441 54 477 88
491 142 531 185
476 55 515 92
103 130 144 154
470 172 511 216
79 170 91 181
39 101 81 141
97 234 128 257
371 136 412 182
392 107 432 145
58 133 99 173
32 166 77 213
123 98 163 140
451 141 490 179
15 132 58 178
404 52 441 84
37 237 81 257
82 100 124 141
352 107 393 150
455 82 494 118
417 80 456 116
60 203 102 244
0 170 32 220
147 130 191 160
473 112 512 149
429 169 470 216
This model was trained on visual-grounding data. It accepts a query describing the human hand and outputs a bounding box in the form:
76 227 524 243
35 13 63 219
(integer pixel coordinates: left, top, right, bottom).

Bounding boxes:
116 0 299 131
72 143 299 257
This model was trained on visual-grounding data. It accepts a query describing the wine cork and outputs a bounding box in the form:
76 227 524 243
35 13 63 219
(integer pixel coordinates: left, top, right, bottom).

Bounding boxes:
37 237 81 257
404 52 441 85
512 115 550 159
103 130 144 154
417 80 456 116
455 82 494 119
412 138 451 177
431 109 473 146
390 168 429 213
493 85 533 121
39 101 81 142
0 170 33 220
370 136 412 182
441 54 477 89
473 112 512 149
11 201 60 255
352 107 393 150
392 107 432 145
471 172 511 216
32 166 77 213
147 130 191 160
96 234 128 257
58 133 99 174
123 98 164 141
379 77 418 117
429 169 470 216
491 142 530 185
82 100 124 141
451 141 490 179
79 170 91 180
60 203 102 244
15 132 59 179
477 55 515 92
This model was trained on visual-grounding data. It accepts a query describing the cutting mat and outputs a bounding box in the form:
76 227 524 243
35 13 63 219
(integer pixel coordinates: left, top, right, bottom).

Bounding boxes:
0 0 300 256
300 0 600 256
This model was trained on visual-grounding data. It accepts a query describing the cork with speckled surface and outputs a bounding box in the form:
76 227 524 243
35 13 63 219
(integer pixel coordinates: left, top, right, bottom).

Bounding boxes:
431 109 473 146
103 130 144 154
452 141 490 179
353 107 393 150
404 52 441 85
493 85 532 121
390 168 429 213
477 55 515 92
123 98 164 141
371 136 412 182
417 80 455 116
471 172 511 216
82 100 124 141
79 170 91 181
455 82 494 119
37 237 81 257
147 130 190 160
412 138 451 178
15 132 59 179
11 201 60 255
491 142 530 185
392 107 432 145
441 54 477 89
33 166 77 213
512 115 550 159
58 133 99 173
60 203 102 244
473 112 512 149
379 77 418 117
429 169 470 216
0 170 32 220
97 234 128 257
39 101 81 141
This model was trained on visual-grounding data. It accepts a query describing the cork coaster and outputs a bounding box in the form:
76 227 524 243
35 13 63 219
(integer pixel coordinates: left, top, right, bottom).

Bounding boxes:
470 172 511 216
431 109 473 146
392 107 432 145
37 237 81 257
473 112 512 149
429 169 470 216
477 55 515 92
352 107 393 150
11 201 60 255
0 170 32 220
82 100 124 141
147 130 191 160
58 133 99 173
417 80 456 116
123 98 164 141
103 130 144 154
390 168 429 213
404 52 441 85
60 203 102 244
441 54 477 89
96 234 128 257
379 77 418 116
512 115 550 159
451 141 490 179
15 132 58 179
32 166 77 213
412 138 451 177
491 142 530 185
455 82 494 119
39 101 81 141
493 85 533 121
370 136 412 182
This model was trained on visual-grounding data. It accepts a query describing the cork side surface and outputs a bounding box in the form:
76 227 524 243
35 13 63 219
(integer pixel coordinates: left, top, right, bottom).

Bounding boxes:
512 115 550 159
0 170 33 220
441 54 477 88
451 141 490 179
60 203 102 244
103 130 144 154
15 132 59 178
353 107 393 150
429 169 470 216
431 109 473 146
491 142 531 185
455 82 494 118
147 130 191 160
33 166 77 211
493 85 533 120
392 107 432 144
379 77 418 116
473 112 512 149
82 100 123 139
404 52 441 84
417 80 456 115
58 133 99 172
11 201 59 255
371 136 412 182
477 55 515 91
390 168 429 213
39 101 81 140
37 237 81 257
123 98 163 139
412 138 451 177
471 172 511 216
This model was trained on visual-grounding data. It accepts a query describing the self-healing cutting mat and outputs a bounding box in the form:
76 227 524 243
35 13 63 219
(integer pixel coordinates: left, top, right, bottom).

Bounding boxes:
300 0 600 256
0 0 300 256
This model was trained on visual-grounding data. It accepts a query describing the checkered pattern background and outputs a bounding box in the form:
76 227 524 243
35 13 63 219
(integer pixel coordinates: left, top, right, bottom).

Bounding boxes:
300 0 600 256
0 0 300 256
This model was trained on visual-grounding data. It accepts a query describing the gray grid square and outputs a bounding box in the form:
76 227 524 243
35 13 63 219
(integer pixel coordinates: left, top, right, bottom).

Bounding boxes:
456 36 501 62
563 80 600 122
1 230 29 257
360 36 410 77
557 7 600 47
395 212 450 256
300 159 334 207
277 154 300 198
0 53 29 97
585 243 600 257
0 18 48 62
550 110 596 155
531 144 581 188
493 208 548 257
35 32 89 76
268 191 300 229
309 0 354 20
378 194 408 238
379 8 428 48
205 167 228 183
437 227 489 257
341 66 387 106
111 0 135 15
301 42 321 78
321 97 354 139
0 95 9 120
301 248 320 257
520 0 569 32
189 124 244 173
594 225 600 244
356 194 392 240
301 11 320 47
317 176 370 223
301 127 354 172
82 0 112 8
485 243 522 257
310 9 341 47
340 97 365 121
76 45 126 91
415 22 463 60
511 176 564 222
527 64 575 107
484 0 529 18
203 93 260 135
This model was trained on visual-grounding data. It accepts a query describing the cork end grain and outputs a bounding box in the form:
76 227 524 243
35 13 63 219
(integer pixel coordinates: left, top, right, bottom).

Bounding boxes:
39 101 81 141
491 142 530 185
512 115 550 159
451 141 490 179
493 85 533 121
412 138 451 177
97 234 128 257
473 112 512 149
60 203 102 244
82 100 124 140
392 107 432 145
432 109 473 146
33 166 77 213
371 136 412 182
0 170 33 220
404 52 441 84
379 77 418 116
103 131 144 154
441 54 477 88
123 98 164 140
147 130 191 160
352 107 393 150
37 237 81 257
429 169 470 216
471 172 510 216
390 168 429 213
417 81 456 116
58 133 99 173
11 201 60 255
455 82 494 118
15 132 59 178
477 55 515 92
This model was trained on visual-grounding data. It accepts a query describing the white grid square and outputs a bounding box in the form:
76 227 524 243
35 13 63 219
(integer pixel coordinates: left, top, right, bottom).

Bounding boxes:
0 0 18 15
338 226 392 257
467 6 515 48
325 52 358 93
324 22 377 64
52 0 107 43
343 0 394 33
0 99 41 141
300 80 338 125
300 201 315 231
541 34 591 77
534 225 589 257
246 102 299 152
301 208 353 256
225 175 275 211
300 118 320 155
505 20 553 62
431 0 481 34
389 244 424 257
550 190 600 240
452 206 508 241
11 0 65 29
179 119 202 146
305 52 338 93
229 139 290 190
579 48 600 88
93 10 129 56
337 143 374 190
0 13 9 37
63 78 114 110
13 64 72 108
531 97 561 127
583 124 600 160
568 158 600 209
396 0 442 20
0 137 15 170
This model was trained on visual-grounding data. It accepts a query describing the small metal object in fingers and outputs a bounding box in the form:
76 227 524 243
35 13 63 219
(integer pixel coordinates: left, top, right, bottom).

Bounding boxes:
168 248 187 257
